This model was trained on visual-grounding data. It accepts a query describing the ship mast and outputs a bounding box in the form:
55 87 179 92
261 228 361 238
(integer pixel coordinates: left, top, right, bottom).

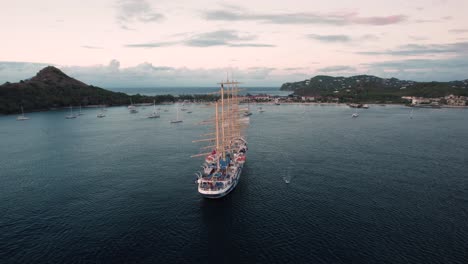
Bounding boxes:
221 84 225 160
215 101 220 168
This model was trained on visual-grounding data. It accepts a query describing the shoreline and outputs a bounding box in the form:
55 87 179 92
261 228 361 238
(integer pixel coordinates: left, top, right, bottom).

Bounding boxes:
4 95 468 116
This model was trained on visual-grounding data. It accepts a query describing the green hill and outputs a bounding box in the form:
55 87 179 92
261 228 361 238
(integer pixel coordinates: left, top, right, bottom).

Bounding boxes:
281 75 468 103
0 66 215 114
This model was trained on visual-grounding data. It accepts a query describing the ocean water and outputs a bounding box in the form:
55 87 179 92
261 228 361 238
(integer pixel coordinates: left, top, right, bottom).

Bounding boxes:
0 104 467 264
109 87 289 96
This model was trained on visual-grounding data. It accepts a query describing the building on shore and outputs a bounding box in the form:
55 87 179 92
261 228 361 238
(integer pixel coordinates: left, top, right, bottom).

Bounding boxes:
445 94 468 106
402 95 467 106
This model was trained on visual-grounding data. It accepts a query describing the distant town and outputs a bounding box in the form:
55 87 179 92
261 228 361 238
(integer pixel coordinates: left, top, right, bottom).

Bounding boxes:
242 93 468 108
277 75 468 106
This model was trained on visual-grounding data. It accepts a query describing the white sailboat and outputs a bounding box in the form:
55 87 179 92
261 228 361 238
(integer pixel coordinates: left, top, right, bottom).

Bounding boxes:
97 105 106 118
170 106 183 123
243 99 252 116
128 98 138 113
16 106 30 121
65 105 77 119
352 107 359 118
78 105 84 115
148 100 160 118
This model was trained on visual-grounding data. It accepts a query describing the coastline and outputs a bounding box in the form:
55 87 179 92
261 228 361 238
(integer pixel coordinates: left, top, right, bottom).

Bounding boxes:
4 98 468 116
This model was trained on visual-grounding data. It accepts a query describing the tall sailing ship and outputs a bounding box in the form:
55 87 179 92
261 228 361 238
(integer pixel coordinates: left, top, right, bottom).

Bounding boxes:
192 80 249 198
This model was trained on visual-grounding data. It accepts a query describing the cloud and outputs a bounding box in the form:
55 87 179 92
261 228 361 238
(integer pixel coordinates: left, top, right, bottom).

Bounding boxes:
307 34 379 43
125 42 176 48
60 61 283 86
125 30 275 48
408 35 429 41
0 61 52 83
3 58 467 88
184 30 255 47
307 34 351 42
81 45 104 49
116 0 164 29
0 60 292 87
362 57 468 81
449 29 468 34
414 19 439 23
357 42 468 56
360 34 380 41
283 67 307 71
318 65 356 72
228 43 275 47
203 9 407 26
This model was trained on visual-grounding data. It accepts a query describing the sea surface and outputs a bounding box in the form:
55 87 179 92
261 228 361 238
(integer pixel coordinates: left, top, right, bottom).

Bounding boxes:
109 87 289 96
0 104 467 263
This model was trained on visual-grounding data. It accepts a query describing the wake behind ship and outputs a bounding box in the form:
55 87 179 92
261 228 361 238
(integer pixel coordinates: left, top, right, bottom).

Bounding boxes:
192 81 249 198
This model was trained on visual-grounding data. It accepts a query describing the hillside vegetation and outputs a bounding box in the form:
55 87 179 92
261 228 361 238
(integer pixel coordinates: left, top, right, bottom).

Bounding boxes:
0 66 217 114
281 75 468 103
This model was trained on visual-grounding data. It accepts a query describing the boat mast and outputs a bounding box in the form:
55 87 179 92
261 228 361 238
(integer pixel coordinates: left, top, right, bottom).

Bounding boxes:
215 101 221 169
221 84 225 160
226 80 232 151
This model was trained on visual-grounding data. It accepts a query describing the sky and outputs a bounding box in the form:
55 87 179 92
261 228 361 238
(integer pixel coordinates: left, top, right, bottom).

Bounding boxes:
1 0 468 87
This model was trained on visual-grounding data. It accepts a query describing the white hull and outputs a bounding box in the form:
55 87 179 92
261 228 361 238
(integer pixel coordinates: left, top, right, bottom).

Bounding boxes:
198 164 243 199
148 114 160 118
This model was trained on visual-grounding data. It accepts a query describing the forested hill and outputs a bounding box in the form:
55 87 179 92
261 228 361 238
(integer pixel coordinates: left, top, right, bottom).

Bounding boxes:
280 75 468 100
0 66 214 114
0 66 137 114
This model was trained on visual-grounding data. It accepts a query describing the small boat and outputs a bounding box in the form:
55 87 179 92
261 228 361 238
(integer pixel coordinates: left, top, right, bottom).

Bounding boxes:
65 105 77 119
187 111 193 114
244 100 253 116
258 107 265 113
274 98 280 105
348 103 362 108
362 104 369 109
148 100 160 118
170 106 183 123
78 105 84 115
128 99 138 113
97 105 106 118
16 106 30 121
352 112 359 118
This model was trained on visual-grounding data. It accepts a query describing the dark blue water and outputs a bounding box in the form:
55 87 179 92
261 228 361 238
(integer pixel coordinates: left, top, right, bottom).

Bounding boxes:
1 104 467 263
108 87 289 96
